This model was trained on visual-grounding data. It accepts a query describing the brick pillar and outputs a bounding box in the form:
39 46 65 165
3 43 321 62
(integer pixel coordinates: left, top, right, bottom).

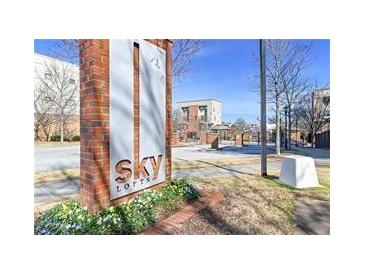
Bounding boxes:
235 133 244 146
79 39 172 212
79 40 110 213
199 131 206 144
210 133 219 149
172 133 180 145
165 39 173 183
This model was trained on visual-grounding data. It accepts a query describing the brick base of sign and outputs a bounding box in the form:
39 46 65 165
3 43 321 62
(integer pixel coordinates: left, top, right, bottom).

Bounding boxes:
140 189 223 235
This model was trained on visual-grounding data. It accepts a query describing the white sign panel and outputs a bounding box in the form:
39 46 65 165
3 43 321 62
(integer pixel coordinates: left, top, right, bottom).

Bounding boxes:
109 40 134 200
109 39 166 200
139 39 166 186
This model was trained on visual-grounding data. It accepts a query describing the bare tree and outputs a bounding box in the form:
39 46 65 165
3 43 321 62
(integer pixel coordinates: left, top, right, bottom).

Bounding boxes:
172 39 203 84
232 117 247 133
34 87 56 141
36 60 79 142
282 77 311 149
51 39 203 85
262 40 313 153
280 41 312 149
234 117 247 127
51 39 79 64
264 40 288 154
268 108 285 145
297 89 330 147
173 109 185 133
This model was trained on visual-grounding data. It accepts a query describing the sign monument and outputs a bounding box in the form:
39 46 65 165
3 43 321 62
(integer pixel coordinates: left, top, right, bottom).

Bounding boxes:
79 39 172 212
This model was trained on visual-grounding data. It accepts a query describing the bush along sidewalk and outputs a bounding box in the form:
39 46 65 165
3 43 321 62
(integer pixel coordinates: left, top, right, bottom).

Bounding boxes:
34 179 200 235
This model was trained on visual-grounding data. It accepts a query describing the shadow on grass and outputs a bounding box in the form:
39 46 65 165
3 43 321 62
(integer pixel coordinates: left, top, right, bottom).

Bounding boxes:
196 206 250 234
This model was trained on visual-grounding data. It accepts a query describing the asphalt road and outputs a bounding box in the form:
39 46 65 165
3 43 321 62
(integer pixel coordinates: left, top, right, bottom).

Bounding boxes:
35 144 80 173
34 142 276 173
34 142 329 174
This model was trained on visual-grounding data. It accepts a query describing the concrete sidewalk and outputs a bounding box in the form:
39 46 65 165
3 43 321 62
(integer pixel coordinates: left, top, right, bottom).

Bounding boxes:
294 198 330 235
35 144 80 173
34 178 80 204
291 146 330 166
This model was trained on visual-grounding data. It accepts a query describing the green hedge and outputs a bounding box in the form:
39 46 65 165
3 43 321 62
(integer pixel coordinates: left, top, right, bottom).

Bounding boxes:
34 179 199 235
49 135 80 142
72 135 80 141
49 135 61 141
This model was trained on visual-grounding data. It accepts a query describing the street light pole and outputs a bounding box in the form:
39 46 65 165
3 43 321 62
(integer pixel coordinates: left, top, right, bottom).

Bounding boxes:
260 39 267 176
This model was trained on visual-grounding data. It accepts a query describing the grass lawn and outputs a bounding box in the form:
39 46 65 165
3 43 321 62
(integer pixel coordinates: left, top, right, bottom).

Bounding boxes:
34 168 79 184
34 157 265 184
171 151 312 170
166 166 330 235
172 157 261 170
35 142 80 148
172 154 290 170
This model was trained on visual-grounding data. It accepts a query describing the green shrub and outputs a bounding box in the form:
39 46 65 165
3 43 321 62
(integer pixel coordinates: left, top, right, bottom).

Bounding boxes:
49 135 72 142
49 135 61 142
34 179 200 235
72 135 80 141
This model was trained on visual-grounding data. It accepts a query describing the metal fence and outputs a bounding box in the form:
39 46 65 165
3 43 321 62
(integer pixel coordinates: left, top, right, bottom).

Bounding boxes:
315 131 330 149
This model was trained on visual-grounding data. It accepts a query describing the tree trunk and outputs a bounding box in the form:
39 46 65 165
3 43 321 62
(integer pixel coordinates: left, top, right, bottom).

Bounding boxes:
275 96 281 155
288 107 292 150
60 119 64 143
34 126 39 141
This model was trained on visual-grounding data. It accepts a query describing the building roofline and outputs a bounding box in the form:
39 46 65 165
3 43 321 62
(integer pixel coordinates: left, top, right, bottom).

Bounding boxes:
34 52 79 67
313 88 330 92
176 99 222 104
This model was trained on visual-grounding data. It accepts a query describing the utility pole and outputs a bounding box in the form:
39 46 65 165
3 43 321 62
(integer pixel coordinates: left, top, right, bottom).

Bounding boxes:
260 39 267 176
311 90 315 147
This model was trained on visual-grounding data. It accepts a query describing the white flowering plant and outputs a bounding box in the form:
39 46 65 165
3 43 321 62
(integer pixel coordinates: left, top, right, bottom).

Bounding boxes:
34 201 97 235
34 179 200 235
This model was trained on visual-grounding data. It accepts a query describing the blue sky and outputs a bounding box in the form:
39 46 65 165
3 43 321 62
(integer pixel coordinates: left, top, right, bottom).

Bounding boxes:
34 39 330 123
174 39 330 123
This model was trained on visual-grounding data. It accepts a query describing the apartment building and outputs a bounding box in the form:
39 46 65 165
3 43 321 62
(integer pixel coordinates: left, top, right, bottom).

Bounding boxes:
34 53 80 141
313 88 330 117
175 99 222 141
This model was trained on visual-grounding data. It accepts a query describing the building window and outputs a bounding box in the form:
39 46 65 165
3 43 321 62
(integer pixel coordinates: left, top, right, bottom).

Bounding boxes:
70 79 76 85
44 73 51 80
322 96 330 105
182 107 189 122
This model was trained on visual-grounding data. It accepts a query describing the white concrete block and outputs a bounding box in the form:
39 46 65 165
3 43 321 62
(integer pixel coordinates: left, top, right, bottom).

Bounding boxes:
279 155 319 188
